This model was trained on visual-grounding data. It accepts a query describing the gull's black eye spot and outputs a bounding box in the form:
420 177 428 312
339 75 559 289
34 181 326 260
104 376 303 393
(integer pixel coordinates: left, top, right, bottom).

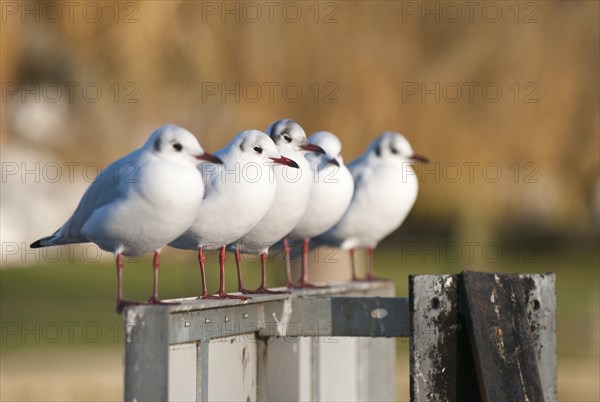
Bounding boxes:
173 143 183 152
283 134 292 143
390 147 399 155
253 146 263 154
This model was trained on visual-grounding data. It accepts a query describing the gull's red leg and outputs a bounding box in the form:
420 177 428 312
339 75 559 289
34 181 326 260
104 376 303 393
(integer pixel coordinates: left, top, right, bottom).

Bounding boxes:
203 246 248 300
146 251 178 306
115 253 140 314
294 238 325 288
117 253 124 302
367 247 374 280
301 238 309 285
253 251 288 294
257 252 269 292
235 246 252 294
218 246 225 295
283 238 295 288
365 247 385 281
198 247 209 298
349 248 359 281
147 251 161 303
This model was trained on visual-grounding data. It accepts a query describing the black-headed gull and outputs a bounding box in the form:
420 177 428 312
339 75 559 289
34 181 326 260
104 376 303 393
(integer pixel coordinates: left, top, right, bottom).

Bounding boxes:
287 131 354 287
169 130 298 299
318 131 428 280
30 124 222 312
229 119 325 293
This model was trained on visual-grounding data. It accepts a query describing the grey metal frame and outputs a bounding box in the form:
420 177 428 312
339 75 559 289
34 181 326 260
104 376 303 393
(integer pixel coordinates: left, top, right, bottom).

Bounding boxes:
125 281 401 402
124 274 556 402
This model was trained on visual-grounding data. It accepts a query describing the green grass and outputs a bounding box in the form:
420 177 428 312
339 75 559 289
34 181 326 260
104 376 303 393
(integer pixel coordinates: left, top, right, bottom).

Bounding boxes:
1 243 598 402
0 249 277 350
1 243 598 361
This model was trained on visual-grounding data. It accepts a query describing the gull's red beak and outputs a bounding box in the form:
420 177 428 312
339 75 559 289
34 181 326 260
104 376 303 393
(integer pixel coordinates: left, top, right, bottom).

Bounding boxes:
196 152 223 164
301 143 326 154
270 156 300 169
410 153 429 163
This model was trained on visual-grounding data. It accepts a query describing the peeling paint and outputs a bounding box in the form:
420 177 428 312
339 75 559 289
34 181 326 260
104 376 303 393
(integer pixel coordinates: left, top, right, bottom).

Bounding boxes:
271 299 293 336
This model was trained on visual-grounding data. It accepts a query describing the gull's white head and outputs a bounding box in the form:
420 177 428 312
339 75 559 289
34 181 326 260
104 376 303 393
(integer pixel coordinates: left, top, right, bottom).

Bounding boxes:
266 119 326 156
228 129 299 168
310 131 344 165
369 131 429 164
145 124 222 166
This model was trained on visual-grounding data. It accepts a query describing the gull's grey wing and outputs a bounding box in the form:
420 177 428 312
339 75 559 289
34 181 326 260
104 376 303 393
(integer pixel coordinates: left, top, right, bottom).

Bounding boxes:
347 153 372 197
38 149 146 245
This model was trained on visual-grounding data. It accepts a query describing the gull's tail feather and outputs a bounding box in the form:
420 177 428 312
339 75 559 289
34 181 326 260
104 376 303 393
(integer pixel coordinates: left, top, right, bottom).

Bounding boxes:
30 228 74 248
30 235 55 248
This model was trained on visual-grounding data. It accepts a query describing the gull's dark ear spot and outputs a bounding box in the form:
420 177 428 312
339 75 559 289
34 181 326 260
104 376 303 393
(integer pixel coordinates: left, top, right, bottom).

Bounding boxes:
271 120 294 142
154 139 161 152
375 145 381 157
280 121 296 142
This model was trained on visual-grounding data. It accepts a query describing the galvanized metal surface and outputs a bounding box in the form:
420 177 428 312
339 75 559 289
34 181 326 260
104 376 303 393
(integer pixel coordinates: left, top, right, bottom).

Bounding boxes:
125 280 401 402
124 307 169 402
168 343 196 401
409 272 556 402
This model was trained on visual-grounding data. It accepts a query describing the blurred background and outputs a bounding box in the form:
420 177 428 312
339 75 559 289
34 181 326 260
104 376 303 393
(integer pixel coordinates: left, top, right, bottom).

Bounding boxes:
1 1 598 401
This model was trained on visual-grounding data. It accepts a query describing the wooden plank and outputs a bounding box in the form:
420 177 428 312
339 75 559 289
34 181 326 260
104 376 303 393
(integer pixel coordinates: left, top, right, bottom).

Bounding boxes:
409 274 480 402
461 271 545 402
410 273 556 402
520 273 557 401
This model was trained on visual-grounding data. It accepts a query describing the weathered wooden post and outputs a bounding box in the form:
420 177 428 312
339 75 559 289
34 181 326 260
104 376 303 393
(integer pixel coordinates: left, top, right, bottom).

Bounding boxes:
410 272 556 402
